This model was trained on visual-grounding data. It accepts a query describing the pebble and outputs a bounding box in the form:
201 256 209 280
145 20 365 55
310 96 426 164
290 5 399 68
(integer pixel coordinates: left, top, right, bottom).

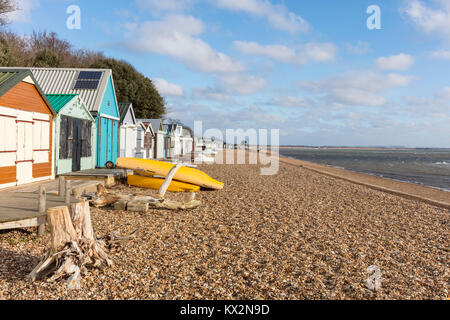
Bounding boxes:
0 155 449 299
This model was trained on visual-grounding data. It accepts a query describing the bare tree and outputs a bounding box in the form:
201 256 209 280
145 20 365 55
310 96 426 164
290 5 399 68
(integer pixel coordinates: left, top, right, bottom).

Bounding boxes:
0 0 16 26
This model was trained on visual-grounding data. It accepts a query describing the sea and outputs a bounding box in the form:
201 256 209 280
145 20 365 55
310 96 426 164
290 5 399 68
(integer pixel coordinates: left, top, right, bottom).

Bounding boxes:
279 147 450 192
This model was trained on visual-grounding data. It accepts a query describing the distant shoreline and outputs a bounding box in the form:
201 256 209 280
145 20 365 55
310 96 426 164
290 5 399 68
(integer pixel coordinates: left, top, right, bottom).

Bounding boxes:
278 146 450 151
276 155 450 209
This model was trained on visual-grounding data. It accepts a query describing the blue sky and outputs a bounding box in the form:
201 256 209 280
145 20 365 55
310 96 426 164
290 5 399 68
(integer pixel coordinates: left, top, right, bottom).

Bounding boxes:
6 0 450 147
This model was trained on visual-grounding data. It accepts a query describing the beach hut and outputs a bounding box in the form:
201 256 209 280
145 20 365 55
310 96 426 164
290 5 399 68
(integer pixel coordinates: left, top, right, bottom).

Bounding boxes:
46 94 96 175
137 119 167 159
11 67 120 168
0 69 56 189
181 128 194 156
136 121 152 159
165 123 180 158
119 102 138 158
164 123 193 158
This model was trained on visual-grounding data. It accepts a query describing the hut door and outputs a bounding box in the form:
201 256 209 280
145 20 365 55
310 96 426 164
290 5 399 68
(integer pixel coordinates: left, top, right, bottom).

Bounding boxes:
16 121 33 185
144 132 152 159
72 119 82 172
154 134 158 159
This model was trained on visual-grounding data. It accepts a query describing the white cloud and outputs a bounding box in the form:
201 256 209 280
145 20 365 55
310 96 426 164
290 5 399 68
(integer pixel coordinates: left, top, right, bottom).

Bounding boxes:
300 71 414 107
345 41 371 55
375 54 415 71
123 14 243 73
234 41 337 64
439 87 450 99
191 72 268 99
219 73 267 95
192 88 231 102
270 96 311 108
153 78 184 96
216 0 309 34
6 0 39 24
136 0 193 13
430 49 450 60
330 88 387 107
403 87 450 119
402 0 450 40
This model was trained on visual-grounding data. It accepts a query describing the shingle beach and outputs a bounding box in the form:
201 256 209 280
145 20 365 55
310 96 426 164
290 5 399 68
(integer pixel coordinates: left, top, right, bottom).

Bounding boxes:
1 153 449 300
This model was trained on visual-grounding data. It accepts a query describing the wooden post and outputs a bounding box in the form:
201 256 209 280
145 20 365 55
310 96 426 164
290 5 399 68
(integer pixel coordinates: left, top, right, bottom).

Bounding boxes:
65 180 72 204
37 186 46 236
59 176 65 197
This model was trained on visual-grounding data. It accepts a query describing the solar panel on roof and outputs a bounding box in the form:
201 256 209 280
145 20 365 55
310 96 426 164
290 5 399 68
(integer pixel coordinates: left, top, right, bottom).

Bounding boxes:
73 80 100 90
77 71 102 80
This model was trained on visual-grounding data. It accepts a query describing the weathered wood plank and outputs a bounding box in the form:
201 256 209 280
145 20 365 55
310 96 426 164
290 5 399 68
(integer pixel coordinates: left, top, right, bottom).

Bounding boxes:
0 216 46 231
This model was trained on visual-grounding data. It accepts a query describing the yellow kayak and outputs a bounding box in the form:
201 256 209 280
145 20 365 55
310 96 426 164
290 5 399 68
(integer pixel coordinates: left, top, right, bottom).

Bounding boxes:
127 175 200 192
117 158 224 190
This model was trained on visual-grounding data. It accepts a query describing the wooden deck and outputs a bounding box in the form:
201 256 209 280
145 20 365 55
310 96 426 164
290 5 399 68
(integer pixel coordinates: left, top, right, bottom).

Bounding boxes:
9 179 102 197
60 168 131 187
0 192 78 231
0 169 130 232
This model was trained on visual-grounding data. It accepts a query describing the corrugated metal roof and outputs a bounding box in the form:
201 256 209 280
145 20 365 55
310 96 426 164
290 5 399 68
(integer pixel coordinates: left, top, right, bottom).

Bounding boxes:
137 119 163 134
0 67 113 113
45 94 77 113
0 72 16 86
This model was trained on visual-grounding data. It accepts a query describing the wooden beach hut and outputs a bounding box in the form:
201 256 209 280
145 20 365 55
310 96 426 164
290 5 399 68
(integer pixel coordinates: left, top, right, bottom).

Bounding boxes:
46 94 96 175
119 102 138 158
136 121 154 159
165 123 183 158
136 119 167 159
14 67 120 168
181 127 194 156
0 69 56 189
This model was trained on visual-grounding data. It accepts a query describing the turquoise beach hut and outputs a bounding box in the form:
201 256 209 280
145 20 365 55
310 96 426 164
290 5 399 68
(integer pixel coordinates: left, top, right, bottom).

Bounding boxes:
46 94 96 174
25 68 120 168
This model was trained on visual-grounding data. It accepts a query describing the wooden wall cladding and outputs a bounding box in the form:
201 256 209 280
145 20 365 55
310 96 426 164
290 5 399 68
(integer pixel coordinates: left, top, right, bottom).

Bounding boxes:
0 166 16 184
32 162 52 178
0 82 52 115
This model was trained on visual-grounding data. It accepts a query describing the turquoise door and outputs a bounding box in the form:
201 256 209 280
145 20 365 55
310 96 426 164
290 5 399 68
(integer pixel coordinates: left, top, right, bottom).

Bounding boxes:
107 119 113 163
112 120 118 163
97 117 118 167
97 117 108 167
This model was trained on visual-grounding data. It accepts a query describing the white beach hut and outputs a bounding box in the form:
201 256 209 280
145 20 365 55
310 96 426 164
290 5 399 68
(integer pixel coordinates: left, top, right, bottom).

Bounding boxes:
119 103 138 158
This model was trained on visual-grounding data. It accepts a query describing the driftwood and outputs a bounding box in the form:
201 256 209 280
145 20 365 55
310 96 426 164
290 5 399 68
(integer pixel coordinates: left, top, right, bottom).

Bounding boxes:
91 166 201 211
157 163 182 198
91 191 201 211
28 200 134 288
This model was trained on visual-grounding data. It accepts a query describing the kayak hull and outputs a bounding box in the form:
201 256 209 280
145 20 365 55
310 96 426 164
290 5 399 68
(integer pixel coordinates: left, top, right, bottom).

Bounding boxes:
117 158 224 190
127 175 200 192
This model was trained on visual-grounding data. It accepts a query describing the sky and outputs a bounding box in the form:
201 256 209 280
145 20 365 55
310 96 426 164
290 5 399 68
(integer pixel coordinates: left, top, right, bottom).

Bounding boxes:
5 0 450 147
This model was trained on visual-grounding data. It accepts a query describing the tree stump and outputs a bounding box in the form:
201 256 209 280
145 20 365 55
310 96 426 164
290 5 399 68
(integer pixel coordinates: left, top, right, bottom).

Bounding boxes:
28 201 113 288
